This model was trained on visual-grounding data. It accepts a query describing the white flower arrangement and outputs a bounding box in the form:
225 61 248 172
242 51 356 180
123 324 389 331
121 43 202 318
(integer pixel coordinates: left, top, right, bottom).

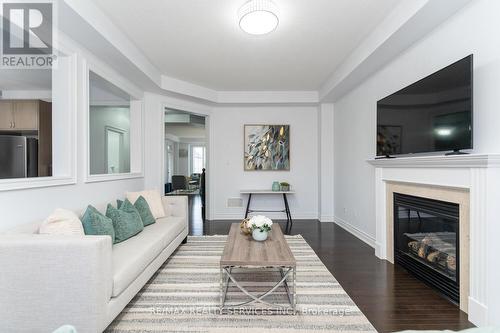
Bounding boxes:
246 215 273 232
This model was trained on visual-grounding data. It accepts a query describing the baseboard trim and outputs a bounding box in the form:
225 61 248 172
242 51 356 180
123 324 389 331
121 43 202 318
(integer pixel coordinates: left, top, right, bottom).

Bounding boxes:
375 242 387 261
468 297 488 327
320 215 335 222
333 216 376 248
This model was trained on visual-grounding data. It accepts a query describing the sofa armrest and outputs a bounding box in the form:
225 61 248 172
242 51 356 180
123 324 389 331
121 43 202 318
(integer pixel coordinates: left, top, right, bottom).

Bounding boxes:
0 234 113 333
162 195 189 225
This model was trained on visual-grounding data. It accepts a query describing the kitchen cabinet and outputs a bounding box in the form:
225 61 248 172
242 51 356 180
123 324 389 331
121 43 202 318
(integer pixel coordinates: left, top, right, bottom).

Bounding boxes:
0 100 40 130
13 101 39 130
0 101 14 130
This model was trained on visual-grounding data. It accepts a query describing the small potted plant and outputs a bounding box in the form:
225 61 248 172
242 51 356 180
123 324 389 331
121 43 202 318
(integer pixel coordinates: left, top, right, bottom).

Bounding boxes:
246 215 273 241
280 182 290 191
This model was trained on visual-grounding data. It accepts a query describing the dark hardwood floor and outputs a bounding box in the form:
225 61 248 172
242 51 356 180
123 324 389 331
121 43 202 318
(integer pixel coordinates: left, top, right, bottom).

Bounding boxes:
187 196 473 332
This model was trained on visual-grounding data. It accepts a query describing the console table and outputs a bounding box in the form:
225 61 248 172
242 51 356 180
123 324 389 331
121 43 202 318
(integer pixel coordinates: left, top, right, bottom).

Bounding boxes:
240 190 295 234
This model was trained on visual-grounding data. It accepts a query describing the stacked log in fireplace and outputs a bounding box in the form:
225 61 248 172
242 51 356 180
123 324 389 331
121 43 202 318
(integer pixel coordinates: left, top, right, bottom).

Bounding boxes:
406 232 457 277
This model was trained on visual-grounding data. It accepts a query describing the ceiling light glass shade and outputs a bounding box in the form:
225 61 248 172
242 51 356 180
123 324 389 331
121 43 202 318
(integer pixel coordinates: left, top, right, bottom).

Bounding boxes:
238 0 279 35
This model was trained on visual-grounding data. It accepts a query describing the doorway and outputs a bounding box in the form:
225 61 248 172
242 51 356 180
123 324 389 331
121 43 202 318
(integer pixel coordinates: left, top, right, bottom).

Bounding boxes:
105 126 125 174
163 108 208 234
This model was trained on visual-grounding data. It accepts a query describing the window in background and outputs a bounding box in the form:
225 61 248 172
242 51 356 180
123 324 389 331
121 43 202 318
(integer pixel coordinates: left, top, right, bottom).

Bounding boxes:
89 72 131 175
191 145 205 174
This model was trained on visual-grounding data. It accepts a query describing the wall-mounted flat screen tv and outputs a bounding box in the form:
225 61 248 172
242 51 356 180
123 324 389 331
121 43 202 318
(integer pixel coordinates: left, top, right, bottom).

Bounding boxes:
376 55 473 157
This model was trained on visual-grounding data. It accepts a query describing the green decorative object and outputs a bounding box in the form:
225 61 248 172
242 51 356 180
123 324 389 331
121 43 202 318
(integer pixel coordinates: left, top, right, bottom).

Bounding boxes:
134 195 156 226
272 181 281 191
280 182 290 191
116 199 124 209
81 205 115 243
106 199 144 243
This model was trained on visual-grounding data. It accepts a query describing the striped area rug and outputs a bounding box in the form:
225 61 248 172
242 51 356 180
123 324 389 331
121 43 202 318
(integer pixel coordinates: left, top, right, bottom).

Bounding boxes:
106 235 376 332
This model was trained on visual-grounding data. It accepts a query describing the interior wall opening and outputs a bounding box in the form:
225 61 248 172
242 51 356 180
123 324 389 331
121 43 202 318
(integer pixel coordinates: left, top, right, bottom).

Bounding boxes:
164 107 208 234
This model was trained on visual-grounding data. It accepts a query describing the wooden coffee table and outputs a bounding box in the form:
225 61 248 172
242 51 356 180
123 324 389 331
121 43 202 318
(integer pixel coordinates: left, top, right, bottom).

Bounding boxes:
219 223 296 314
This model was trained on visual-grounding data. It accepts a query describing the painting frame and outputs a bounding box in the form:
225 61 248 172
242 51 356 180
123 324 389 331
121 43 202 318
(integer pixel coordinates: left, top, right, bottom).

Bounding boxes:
244 124 290 171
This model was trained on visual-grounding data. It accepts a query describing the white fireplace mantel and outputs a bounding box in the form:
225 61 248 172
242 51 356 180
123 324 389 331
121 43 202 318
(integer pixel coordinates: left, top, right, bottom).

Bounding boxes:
368 153 500 168
367 153 500 327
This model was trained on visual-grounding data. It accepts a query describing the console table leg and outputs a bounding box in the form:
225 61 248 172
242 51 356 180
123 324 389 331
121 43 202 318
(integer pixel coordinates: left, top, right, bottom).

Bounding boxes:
283 193 293 234
245 193 252 219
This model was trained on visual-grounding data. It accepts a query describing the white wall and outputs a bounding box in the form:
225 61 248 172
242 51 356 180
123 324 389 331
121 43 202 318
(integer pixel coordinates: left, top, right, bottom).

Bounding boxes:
145 94 321 221
0 38 144 232
0 113 142 232
0 178 143 232
211 105 319 220
146 95 322 220
319 104 335 222
334 0 500 240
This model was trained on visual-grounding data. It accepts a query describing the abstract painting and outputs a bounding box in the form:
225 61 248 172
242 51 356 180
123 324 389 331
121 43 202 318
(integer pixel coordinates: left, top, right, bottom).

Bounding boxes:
244 125 290 171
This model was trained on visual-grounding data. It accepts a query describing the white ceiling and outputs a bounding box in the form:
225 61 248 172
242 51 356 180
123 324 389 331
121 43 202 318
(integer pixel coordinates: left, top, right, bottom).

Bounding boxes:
92 0 399 91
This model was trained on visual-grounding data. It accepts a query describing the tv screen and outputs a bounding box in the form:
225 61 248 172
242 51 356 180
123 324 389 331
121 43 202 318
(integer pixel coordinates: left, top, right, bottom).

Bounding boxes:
377 55 473 157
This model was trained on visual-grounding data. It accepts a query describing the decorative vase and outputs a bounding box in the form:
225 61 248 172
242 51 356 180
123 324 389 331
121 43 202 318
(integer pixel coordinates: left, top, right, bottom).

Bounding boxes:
272 181 281 191
240 219 252 235
252 229 268 241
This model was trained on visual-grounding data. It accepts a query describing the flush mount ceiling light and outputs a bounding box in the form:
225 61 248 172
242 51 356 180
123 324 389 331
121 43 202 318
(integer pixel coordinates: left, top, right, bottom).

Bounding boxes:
238 0 279 35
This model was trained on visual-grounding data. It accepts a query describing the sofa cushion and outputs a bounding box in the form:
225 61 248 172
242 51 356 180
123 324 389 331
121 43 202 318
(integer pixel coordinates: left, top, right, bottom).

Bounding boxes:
106 200 144 244
39 209 84 236
126 190 166 219
81 205 115 243
134 196 156 226
111 216 186 297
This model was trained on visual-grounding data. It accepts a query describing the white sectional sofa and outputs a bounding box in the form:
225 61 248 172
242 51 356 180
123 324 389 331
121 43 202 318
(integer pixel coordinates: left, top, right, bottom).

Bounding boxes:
0 195 188 333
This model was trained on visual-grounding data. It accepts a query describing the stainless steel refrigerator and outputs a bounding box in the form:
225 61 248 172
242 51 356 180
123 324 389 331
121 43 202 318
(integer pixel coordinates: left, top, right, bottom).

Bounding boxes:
0 135 38 179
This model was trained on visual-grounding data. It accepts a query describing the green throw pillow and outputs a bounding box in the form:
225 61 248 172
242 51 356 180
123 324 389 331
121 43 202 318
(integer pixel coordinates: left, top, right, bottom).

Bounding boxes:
134 196 156 226
106 199 144 243
81 205 115 243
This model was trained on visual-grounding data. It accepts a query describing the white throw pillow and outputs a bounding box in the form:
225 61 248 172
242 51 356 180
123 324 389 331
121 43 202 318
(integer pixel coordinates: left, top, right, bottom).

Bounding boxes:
126 190 166 219
39 209 84 235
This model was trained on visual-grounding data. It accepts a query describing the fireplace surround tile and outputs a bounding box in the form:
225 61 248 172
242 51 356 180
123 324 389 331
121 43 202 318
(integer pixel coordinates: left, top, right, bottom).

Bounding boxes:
386 181 469 312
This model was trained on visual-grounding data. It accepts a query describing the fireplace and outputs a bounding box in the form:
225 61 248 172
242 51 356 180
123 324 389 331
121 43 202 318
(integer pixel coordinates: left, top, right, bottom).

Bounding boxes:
394 193 459 304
